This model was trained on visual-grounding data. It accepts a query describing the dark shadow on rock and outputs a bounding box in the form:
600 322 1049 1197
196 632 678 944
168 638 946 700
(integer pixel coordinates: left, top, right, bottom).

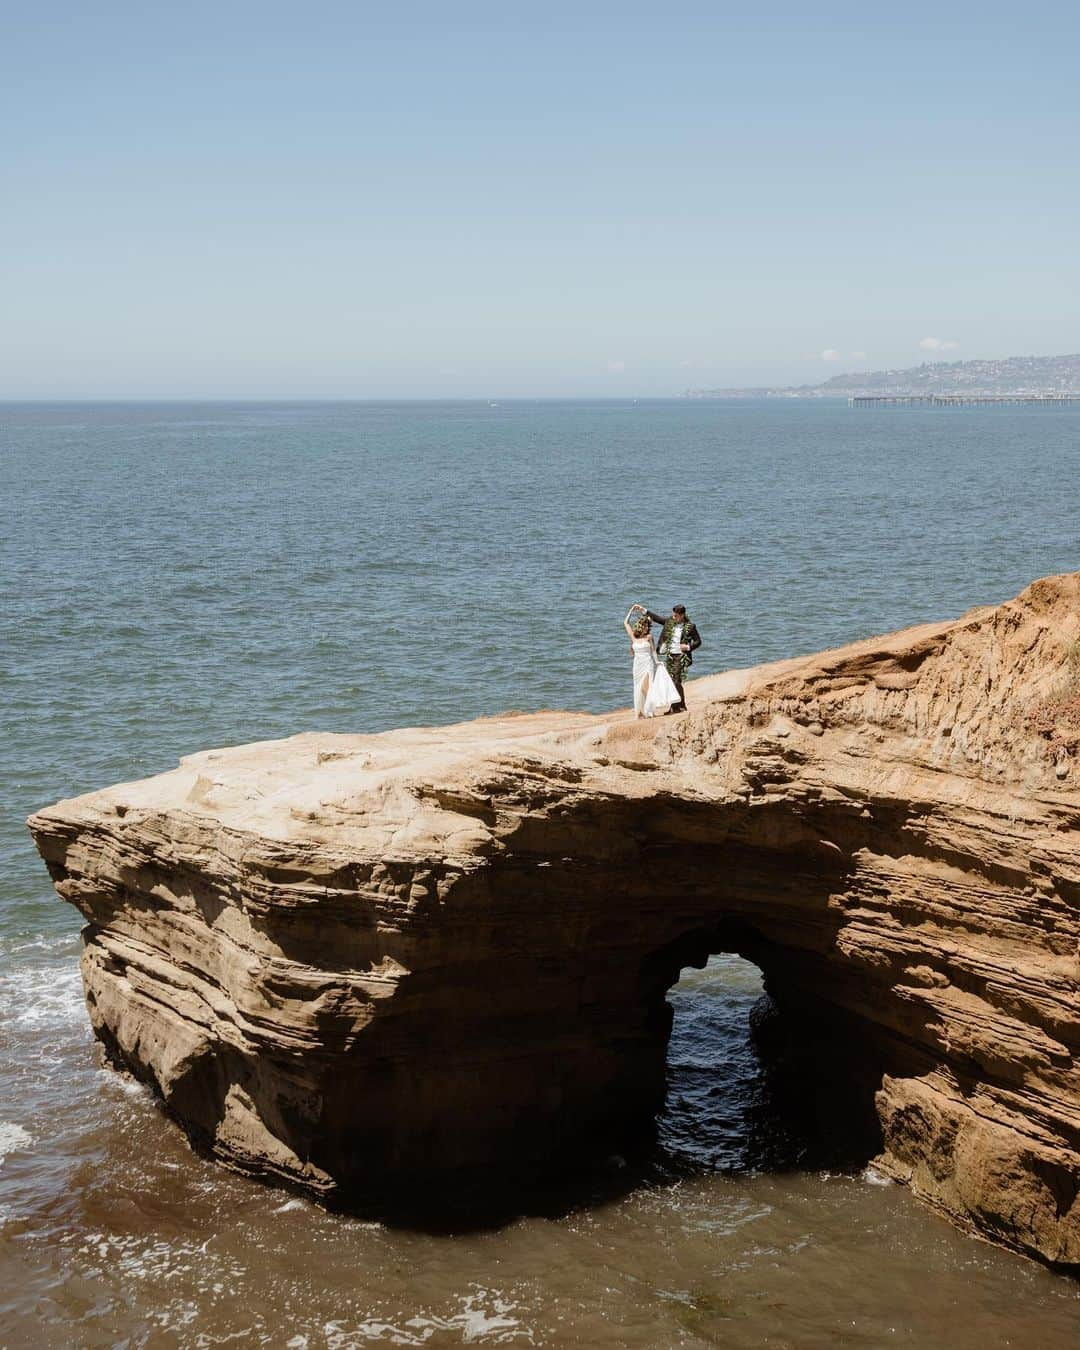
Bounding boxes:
325 955 887 1236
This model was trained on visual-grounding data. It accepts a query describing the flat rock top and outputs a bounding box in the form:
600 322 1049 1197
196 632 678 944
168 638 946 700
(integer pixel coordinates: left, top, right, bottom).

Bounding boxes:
31 609 961 829
31 575 1080 856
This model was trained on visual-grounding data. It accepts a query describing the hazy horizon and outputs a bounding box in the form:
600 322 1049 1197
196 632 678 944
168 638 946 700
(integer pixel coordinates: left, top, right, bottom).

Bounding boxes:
3 2 1078 400
5 346 1078 404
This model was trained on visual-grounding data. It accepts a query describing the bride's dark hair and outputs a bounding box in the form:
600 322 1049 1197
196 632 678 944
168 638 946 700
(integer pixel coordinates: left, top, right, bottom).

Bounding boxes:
633 617 651 637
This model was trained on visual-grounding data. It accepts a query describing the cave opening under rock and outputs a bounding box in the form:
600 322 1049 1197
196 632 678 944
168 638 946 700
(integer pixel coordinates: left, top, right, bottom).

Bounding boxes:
658 950 884 1180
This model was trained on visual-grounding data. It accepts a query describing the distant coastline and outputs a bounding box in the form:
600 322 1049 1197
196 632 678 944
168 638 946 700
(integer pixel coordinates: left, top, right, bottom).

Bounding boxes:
685 352 1080 400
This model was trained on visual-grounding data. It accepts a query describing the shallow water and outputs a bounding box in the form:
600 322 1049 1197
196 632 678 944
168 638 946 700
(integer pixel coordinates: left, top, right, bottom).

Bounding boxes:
2 400 1078 1344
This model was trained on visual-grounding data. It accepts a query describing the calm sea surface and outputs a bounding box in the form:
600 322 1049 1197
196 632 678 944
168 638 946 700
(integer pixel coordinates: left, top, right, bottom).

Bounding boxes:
1 400 1078 1345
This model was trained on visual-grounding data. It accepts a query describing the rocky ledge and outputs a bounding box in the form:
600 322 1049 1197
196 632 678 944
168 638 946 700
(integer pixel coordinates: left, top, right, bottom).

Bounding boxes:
28 575 1079 1267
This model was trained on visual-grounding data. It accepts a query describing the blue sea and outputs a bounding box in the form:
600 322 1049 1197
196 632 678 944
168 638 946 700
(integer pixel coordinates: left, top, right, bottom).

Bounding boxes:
1 399 1077 1345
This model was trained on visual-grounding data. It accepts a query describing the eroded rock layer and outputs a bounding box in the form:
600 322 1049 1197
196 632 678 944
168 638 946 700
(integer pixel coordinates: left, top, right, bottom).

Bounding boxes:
29 575 1080 1266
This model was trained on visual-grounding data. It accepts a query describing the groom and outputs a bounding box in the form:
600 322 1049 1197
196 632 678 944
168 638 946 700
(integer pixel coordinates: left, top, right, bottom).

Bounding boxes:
645 603 701 713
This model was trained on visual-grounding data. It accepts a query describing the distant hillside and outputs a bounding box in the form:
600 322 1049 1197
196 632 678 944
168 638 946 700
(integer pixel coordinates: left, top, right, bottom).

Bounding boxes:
686 353 1080 399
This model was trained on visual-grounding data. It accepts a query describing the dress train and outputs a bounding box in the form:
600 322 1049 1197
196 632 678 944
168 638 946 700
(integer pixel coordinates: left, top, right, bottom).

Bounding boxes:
642 660 679 717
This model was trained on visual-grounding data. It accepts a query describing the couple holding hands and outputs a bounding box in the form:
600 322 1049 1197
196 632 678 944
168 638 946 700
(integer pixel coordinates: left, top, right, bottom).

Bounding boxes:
623 602 702 718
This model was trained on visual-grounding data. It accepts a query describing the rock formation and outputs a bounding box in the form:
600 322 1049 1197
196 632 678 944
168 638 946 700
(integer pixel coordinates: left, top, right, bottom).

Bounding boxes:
28 574 1079 1268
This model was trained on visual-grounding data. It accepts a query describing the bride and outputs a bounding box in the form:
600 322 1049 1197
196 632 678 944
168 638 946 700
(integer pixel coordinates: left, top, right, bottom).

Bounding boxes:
623 604 680 717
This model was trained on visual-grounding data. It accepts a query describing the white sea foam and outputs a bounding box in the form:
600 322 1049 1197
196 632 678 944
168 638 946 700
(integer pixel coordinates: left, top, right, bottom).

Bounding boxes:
862 1166 895 1187
455 1290 530 1343
70 1224 251 1326
104 1073 153 1101
0 955 86 1033
0 1120 33 1163
5 932 81 958
326 1289 534 1345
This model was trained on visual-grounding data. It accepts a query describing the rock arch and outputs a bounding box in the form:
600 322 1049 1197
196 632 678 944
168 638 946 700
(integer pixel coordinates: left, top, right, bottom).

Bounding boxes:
29 574 1080 1266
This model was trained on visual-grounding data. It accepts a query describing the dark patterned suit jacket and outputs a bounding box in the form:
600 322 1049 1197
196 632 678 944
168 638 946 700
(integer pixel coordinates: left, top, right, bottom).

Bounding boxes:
646 611 702 666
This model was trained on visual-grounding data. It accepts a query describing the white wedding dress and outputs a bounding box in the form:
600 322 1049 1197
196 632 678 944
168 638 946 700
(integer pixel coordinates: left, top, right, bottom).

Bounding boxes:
632 638 679 717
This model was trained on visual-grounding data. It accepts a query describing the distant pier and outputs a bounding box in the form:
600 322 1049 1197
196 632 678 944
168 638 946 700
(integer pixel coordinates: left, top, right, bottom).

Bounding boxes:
849 394 1080 407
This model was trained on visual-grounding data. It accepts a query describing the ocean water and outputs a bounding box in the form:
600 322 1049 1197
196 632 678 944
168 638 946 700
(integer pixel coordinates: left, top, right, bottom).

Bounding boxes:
1 399 1077 1345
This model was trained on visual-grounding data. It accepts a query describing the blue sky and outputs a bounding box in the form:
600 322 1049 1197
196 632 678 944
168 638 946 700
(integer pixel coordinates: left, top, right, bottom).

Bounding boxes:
2 2 1078 397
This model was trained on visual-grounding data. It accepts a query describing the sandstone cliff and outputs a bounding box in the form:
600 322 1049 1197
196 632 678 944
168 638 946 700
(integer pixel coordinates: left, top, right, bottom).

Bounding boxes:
28 575 1080 1267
